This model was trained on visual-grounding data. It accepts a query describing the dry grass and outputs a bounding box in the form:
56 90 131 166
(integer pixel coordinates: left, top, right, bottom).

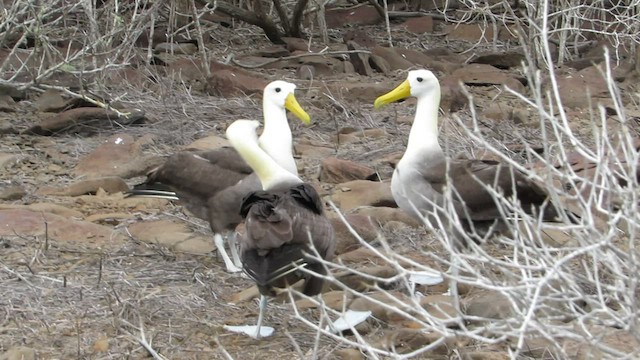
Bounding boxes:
0 229 354 358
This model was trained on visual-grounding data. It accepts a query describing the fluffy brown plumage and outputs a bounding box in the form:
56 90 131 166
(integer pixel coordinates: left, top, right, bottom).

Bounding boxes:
225 119 335 338
240 183 335 297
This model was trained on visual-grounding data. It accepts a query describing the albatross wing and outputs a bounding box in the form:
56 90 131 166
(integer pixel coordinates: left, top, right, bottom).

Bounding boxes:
240 184 335 296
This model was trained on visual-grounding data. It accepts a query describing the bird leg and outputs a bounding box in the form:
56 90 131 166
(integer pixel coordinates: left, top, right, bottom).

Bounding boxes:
254 294 268 339
214 233 242 273
227 232 242 268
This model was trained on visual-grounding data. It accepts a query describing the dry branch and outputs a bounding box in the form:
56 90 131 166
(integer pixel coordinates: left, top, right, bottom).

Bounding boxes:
212 0 284 43
272 0 292 35
290 0 310 38
225 49 371 68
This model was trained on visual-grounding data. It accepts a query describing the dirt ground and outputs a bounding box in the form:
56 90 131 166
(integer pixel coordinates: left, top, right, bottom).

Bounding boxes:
1 7 639 360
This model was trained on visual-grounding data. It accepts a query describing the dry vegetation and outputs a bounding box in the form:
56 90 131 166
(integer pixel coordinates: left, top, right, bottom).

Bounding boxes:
1 0 639 359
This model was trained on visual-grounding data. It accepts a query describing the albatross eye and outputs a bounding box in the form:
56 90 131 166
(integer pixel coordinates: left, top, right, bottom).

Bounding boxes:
275 87 281 93
416 77 423 82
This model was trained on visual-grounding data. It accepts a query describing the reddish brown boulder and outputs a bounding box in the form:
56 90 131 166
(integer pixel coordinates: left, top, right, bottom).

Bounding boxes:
372 46 414 70
402 16 434 34
74 134 162 178
320 157 377 183
25 107 145 136
445 23 516 42
330 214 378 254
205 67 269 97
555 65 612 108
450 64 526 93
343 30 377 48
325 6 382 28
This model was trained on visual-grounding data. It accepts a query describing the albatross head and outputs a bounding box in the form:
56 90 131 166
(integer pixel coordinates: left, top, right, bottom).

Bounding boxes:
226 119 261 147
264 81 311 125
226 119 303 191
374 69 440 109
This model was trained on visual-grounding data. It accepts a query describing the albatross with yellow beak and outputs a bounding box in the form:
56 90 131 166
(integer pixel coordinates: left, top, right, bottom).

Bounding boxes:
224 119 335 339
375 69 561 244
127 81 310 272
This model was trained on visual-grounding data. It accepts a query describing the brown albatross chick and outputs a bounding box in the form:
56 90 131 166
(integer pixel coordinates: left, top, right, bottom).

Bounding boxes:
127 80 310 272
226 119 335 339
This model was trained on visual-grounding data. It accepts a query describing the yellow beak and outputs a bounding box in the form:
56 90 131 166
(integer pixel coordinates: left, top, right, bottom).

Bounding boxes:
284 93 311 125
374 80 412 109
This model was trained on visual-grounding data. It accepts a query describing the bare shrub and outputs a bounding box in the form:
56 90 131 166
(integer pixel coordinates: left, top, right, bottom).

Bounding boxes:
433 0 640 66
284 3 640 359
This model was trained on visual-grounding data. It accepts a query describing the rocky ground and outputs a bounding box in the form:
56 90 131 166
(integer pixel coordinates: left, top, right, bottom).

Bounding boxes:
1 3 639 359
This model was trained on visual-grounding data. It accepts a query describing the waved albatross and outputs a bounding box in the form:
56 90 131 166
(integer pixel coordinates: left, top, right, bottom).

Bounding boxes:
128 81 310 272
225 119 335 339
374 69 562 245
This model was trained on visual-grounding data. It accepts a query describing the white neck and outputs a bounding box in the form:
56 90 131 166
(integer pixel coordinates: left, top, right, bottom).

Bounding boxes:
233 135 302 191
259 100 298 176
401 91 444 165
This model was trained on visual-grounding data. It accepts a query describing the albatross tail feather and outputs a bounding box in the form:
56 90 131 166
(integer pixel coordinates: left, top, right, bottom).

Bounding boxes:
124 183 179 200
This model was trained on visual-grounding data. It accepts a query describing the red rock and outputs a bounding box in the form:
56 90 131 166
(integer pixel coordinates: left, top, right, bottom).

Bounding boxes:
394 48 458 74
330 214 378 254
445 23 517 42
320 157 376 183
154 42 198 55
0 153 21 169
348 291 410 321
26 108 145 136
74 134 162 178
482 103 513 122
419 295 457 322
294 142 335 158
334 349 364 360
471 51 526 69
335 267 399 292
439 76 468 113
462 290 514 320
37 177 129 196
377 328 467 354
325 6 382 28
205 68 269 97
337 247 386 265
105 67 153 88
135 26 171 47
297 64 315 80
410 0 452 11
370 55 390 74
182 135 228 151
353 206 420 228
460 352 510 360
343 60 356 74
295 290 352 310
372 46 414 70
555 66 611 108
402 16 434 34
0 185 26 200
0 94 17 112
255 45 289 58
35 88 73 112
331 180 396 211
166 58 206 81
326 81 391 103
127 220 215 254
343 30 377 48
281 37 321 53
0 203 83 218
0 208 126 246
450 64 525 93
346 41 373 76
